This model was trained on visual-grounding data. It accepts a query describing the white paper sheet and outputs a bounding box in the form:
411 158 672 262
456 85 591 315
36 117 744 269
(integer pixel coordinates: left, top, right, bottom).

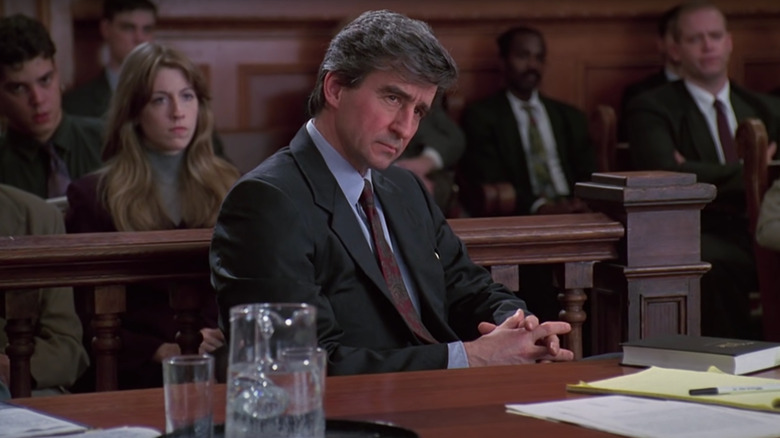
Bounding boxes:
0 403 160 438
506 395 780 438
0 406 87 438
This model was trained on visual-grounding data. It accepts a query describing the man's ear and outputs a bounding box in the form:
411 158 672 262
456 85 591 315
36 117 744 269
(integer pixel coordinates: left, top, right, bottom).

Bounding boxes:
322 71 344 109
724 32 733 57
667 39 681 64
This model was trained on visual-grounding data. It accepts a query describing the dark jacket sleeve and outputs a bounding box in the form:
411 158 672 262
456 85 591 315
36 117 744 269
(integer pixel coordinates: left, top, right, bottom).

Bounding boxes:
625 87 743 198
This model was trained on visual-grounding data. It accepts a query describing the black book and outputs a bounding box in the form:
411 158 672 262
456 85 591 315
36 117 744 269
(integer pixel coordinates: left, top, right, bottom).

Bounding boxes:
621 334 780 375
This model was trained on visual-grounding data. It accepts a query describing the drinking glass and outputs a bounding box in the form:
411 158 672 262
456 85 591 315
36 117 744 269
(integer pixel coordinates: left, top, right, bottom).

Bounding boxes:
163 354 215 438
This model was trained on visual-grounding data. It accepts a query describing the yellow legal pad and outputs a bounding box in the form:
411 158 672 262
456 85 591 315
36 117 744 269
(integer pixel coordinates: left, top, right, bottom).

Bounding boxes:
567 366 780 413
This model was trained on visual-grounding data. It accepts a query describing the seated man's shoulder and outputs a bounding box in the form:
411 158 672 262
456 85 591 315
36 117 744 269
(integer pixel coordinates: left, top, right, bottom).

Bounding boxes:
58 115 105 162
382 162 423 184
241 147 294 181
735 84 780 108
62 75 109 116
0 184 63 235
463 90 508 116
229 147 309 197
67 114 105 133
623 70 667 98
377 166 434 205
62 82 90 106
626 80 687 113
539 95 586 119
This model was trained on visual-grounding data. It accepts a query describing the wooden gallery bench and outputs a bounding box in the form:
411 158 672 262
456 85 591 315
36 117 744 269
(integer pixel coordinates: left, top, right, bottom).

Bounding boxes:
0 171 715 397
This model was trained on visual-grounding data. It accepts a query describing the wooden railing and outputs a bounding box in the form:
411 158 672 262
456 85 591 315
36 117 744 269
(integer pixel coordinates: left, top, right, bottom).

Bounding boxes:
0 171 716 397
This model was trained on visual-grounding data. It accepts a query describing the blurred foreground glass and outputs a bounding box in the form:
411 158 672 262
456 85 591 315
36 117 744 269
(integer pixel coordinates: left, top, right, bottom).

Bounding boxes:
226 303 324 438
163 354 215 438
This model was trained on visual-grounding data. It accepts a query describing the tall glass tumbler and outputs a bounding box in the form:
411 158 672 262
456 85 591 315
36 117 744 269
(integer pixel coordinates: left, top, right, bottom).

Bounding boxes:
163 354 215 438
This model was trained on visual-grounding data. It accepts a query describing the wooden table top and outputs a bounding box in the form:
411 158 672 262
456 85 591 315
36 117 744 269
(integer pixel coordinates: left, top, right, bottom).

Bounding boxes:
12 360 780 438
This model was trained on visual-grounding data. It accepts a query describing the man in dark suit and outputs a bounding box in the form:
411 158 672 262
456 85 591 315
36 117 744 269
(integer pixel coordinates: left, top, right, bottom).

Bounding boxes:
618 4 682 141
0 14 103 199
626 1 779 339
460 26 595 216
210 10 573 376
63 0 157 118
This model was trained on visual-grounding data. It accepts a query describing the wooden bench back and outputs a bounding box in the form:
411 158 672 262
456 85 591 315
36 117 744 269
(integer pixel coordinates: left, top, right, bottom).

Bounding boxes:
736 118 780 341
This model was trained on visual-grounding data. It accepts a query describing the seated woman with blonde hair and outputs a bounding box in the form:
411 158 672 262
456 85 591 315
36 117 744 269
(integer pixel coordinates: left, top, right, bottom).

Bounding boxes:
66 42 239 389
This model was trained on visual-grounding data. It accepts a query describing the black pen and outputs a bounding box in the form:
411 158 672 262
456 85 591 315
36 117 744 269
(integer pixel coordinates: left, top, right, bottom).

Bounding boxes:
688 384 780 396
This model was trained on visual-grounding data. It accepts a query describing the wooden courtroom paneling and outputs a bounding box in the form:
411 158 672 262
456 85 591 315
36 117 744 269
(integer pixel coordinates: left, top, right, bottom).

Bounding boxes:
743 58 780 94
49 0 780 155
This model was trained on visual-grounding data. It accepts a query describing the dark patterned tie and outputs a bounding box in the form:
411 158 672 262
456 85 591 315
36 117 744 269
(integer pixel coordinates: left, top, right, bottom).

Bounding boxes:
714 99 738 164
522 104 557 199
359 179 437 344
43 142 71 198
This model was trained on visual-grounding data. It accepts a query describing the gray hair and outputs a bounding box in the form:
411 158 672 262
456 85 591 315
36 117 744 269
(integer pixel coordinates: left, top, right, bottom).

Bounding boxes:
307 10 458 116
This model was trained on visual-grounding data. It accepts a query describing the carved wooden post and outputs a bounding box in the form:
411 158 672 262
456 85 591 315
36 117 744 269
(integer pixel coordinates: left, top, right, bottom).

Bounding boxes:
1 289 39 397
576 171 715 354
90 284 125 392
169 282 207 355
555 261 593 359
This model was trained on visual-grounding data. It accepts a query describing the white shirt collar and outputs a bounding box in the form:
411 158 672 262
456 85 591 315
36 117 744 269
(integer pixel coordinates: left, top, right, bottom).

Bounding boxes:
305 119 370 207
685 80 731 107
506 88 541 111
664 66 680 81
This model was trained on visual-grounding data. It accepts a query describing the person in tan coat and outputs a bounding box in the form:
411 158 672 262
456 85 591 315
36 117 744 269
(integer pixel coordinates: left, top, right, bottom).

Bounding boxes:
756 179 780 251
0 184 89 397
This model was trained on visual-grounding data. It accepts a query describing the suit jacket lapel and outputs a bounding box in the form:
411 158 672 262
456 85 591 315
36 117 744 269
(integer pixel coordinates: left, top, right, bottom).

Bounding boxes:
289 127 390 296
731 88 759 122
677 83 720 163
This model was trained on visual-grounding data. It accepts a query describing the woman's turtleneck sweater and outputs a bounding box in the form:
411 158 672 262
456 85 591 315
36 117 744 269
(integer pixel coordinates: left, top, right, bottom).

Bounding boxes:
144 147 184 226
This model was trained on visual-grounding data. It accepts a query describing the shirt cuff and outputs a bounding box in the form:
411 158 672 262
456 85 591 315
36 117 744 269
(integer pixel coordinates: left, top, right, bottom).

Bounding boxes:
530 197 548 214
447 341 469 369
421 147 444 170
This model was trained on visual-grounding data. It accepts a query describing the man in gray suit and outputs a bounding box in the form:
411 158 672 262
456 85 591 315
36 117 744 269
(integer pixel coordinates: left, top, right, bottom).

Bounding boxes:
626 1 779 339
210 10 572 376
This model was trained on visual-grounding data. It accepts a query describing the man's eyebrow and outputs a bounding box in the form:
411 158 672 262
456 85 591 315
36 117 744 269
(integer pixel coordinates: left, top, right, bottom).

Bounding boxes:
38 70 54 81
379 84 412 101
379 84 432 114
416 101 432 117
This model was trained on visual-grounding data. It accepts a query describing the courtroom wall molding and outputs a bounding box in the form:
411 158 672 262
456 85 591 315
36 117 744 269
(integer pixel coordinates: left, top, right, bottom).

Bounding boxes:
70 0 780 22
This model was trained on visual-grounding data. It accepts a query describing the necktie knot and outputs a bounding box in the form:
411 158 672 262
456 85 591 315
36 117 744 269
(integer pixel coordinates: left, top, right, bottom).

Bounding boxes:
359 179 375 210
44 141 71 198
522 103 537 123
